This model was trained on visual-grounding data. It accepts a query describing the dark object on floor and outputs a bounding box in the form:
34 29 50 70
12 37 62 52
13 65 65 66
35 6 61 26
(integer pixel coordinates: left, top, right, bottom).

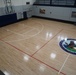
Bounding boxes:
67 41 75 48
0 70 5 75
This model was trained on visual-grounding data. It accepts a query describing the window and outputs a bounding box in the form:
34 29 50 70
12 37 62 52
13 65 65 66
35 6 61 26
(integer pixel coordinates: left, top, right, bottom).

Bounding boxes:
52 0 75 6
34 0 50 5
34 0 76 7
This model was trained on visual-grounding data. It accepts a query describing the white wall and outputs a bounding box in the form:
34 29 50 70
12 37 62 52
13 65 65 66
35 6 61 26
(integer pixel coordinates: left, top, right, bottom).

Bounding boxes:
12 0 36 6
12 0 22 6
0 0 5 7
32 5 76 22
23 0 36 5
11 0 36 19
0 0 6 16
0 0 36 9
0 0 36 17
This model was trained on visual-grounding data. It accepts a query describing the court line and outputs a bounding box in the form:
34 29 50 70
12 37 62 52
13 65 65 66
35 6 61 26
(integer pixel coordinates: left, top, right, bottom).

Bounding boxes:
32 57 66 75
0 22 65 74
22 28 35 35
2 40 31 56
0 33 13 40
21 24 40 31
58 54 70 75
2 27 39 42
3 28 24 37
1 22 40 40
5 22 44 42
1 39 66 75
31 29 63 57
5 28 36 37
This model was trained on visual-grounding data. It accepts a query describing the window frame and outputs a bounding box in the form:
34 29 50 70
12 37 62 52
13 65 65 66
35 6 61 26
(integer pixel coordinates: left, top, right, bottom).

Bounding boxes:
34 0 76 8
34 0 51 6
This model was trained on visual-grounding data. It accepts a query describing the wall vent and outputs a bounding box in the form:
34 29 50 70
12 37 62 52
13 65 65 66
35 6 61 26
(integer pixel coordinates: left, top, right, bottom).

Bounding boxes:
71 12 76 18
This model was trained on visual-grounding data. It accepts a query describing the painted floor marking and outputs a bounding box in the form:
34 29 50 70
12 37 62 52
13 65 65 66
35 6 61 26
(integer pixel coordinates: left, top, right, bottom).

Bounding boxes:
58 54 70 75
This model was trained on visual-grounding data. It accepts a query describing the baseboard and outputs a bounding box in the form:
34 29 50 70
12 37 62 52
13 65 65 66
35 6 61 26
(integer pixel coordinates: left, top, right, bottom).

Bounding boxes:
32 16 75 25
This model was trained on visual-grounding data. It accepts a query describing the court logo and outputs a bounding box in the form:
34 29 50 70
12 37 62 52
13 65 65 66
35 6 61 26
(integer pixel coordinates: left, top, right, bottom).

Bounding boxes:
59 39 76 55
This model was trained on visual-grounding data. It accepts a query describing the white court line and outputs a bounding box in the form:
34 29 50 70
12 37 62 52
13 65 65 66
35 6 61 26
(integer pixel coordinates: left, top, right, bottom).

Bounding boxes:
4 29 24 37
5 22 44 42
58 54 70 75
3 25 38 37
21 24 39 31
16 23 40 34
22 28 35 35
7 24 44 42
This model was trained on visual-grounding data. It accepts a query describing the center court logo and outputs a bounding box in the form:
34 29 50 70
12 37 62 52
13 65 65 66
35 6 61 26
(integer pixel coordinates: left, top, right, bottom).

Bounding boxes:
59 39 76 55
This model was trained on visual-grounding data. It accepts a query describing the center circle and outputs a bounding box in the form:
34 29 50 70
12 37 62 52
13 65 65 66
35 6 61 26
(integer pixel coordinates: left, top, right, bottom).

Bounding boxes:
59 39 76 55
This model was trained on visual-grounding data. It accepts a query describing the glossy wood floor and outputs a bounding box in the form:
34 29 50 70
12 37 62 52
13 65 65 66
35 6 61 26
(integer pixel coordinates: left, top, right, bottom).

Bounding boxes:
0 18 76 75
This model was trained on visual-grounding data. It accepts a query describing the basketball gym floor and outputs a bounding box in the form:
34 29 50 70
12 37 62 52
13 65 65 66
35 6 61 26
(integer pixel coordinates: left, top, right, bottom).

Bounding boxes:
0 18 76 75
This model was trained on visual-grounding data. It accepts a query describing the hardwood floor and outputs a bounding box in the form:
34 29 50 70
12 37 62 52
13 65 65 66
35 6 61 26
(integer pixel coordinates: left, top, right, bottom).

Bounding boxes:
0 18 76 75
